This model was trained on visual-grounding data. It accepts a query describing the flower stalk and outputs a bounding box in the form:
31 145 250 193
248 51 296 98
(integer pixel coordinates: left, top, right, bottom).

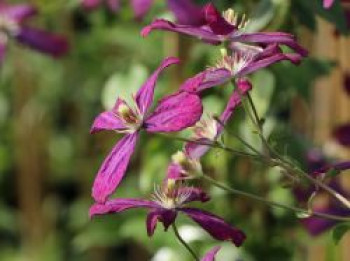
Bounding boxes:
172 223 199 261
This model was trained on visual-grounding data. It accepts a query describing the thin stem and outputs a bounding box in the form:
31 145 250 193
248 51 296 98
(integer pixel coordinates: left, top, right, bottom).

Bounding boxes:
202 175 350 222
172 223 199 261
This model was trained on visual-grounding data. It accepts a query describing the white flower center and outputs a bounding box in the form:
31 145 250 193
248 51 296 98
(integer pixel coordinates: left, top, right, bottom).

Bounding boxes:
0 14 20 44
171 151 203 177
115 101 143 133
192 116 218 141
222 9 249 30
151 180 192 209
214 49 255 76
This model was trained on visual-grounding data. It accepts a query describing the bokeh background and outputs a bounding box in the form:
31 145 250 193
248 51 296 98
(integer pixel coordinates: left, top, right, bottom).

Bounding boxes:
0 0 349 260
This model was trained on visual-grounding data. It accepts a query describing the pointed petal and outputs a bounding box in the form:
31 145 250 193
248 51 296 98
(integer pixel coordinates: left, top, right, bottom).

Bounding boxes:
179 71 207 93
146 209 160 236
167 0 204 26
92 133 138 203
323 0 335 9
82 0 102 9
332 124 350 147
16 26 69 57
230 32 308 57
166 163 184 180
180 187 210 204
145 92 203 132
141 19 221 44
135 57 180 114
0 4 37 22
184 138 214 160
131 0 153 20
201 246 221 261
203 3 235 35
106 0 120 12
89 198 156 218
90 111 126 134
181 208 246 247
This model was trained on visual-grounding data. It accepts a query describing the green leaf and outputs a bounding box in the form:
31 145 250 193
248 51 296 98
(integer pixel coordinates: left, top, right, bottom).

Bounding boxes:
332 223 350 244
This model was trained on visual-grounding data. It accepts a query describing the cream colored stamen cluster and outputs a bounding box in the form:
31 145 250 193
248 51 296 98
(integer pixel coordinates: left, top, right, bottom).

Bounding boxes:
172 151 202 177
192 116 218 141
222 9 249 29
116 102 143 133
0 15 20 44
151 180 192 209
214 50 254 76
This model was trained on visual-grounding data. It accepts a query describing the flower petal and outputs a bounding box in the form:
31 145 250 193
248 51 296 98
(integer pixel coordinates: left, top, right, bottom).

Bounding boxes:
141 19 221 44
82 0 102 10
146 209 160 236
92 133 138 203
181 207 246 247
16 26 69 57
90 111 126 134
323 0 335 9
166 163 184 180
230 32 308 57
201 246 221 261
167 0 204 26
184 138 214 160
145 92 203 132
131 0 153 20
0 4 37 23
90 198 157 218
203 3 236 35
180 187 210 204
135 57 180 115
332 124 350 147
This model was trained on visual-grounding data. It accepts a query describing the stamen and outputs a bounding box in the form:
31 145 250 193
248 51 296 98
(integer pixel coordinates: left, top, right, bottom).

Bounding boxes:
223 9 249 30
115 100 143 133
171 151 203 177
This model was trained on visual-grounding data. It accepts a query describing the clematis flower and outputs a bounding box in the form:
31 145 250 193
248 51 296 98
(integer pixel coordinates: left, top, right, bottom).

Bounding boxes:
201 246 221 261
90 57 203 203
332 124 350 147
167 79 252 180
324 0 335 8
142 3 308 57
180 43 302 94
90 179 246 246
0 2 68 61
293 151 350 236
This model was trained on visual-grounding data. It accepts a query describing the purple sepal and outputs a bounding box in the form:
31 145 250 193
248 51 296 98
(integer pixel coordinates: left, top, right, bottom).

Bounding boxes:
323 0 335 9
90 110 126 134
145 92 203 133
203 3 236 35
92 133 138 203
131 0 154 20
0 3 37 22
16 26 69 57
201 246 221 261
181 207 246 247
167 0 204 26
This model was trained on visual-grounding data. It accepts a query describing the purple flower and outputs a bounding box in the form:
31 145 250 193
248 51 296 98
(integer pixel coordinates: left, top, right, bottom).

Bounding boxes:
166 79 252 181
90 57 203 203
142 3 308 57
332 124 350 147
0 2 68 61
324 0 335 8
82 0 120 12
90 179 246 247
180 43 302 94
201 246 221 261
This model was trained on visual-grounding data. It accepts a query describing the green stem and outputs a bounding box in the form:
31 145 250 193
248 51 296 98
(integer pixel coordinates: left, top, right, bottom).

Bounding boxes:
172 223 199 261
202 175 350 222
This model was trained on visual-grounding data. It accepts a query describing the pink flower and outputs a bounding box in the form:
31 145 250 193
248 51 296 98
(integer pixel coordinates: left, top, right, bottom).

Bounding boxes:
0 2 68 61
90 180 246 246
324 0 335 9
90 57 203 203
201 246 221 261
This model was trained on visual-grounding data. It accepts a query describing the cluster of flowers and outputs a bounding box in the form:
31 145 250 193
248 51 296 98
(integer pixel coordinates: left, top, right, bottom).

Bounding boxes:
89 3 308 259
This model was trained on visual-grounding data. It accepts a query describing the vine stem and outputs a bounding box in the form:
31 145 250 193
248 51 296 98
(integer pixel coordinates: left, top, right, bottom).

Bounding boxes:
171 223 199 261
202 175 350 222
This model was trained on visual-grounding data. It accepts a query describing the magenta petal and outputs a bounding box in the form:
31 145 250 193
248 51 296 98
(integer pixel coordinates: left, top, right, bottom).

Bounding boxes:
92 133 138 203
230 32 308 57
181 207 246 247
90 111 126 134
145 92 203 132
135 57 180 114
323 0 335 9
82 0 102 9
146 209 160 236
89 198 156 218
201 246 221 261
179 71 207 93
131 0 154 20
16 26 69 57
141 19 221 44
167 0 205 26
106 0 120 12
184 138 214 160
181 187 210 204
0 4 37 23
166 163 184 180
333 124 350 147
203 3 236 35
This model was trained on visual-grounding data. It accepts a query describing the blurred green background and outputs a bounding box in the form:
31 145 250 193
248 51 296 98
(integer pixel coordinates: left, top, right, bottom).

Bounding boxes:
0 0 349 260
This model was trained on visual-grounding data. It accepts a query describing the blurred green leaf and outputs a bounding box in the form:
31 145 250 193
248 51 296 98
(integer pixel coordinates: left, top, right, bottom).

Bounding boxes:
332 223 350 244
